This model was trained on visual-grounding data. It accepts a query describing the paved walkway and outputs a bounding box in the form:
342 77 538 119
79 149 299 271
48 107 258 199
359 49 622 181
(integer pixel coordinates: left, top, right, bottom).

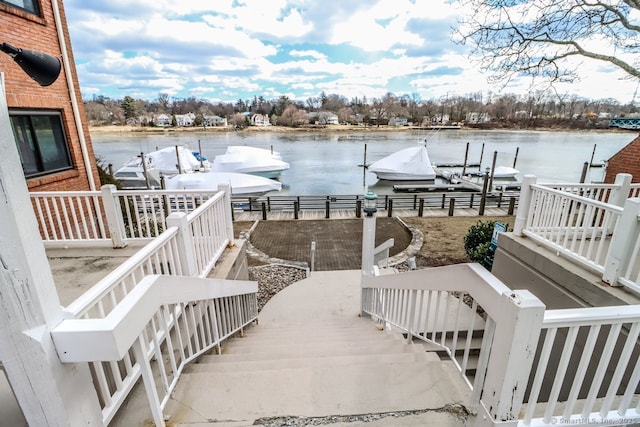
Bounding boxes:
239 207 510 271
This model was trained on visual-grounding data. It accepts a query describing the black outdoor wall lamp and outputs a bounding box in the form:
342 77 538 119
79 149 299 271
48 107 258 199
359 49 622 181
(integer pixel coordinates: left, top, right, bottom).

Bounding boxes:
1 42 61 86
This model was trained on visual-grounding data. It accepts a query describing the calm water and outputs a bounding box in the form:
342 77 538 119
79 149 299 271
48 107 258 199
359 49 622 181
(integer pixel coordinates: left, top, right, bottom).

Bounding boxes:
91 129 635 195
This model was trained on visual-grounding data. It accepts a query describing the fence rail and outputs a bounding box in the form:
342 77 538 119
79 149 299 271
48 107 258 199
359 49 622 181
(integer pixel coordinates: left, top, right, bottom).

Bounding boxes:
521 305 640 426
30 186 223 247
522 183 623 274
516 174 640 294
232 190 520 218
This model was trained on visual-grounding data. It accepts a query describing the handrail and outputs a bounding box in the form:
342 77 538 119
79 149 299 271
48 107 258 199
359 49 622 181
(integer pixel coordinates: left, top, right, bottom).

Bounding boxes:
53 275 258 362
522 183 623 274
362 264 517 396
53 274 258 426
520 305 640 426
64 227 180 318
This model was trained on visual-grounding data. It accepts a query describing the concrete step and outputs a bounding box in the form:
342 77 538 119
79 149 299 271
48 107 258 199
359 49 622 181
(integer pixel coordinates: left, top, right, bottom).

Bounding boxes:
223 332 404 352
228 326 397 345
167 359 465 423
186 351 438 373
239 324 388 340
202 340 425 361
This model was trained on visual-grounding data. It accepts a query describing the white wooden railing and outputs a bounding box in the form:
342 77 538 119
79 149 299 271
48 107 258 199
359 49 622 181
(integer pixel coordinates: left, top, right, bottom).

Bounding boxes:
30 185 223 248
521 305 640 426
53 275 258 427
362 264 640 427
515 173 640 294
58 190 237 425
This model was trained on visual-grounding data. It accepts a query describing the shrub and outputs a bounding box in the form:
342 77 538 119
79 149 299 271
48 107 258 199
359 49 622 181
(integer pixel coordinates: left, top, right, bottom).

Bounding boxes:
463 220 497 263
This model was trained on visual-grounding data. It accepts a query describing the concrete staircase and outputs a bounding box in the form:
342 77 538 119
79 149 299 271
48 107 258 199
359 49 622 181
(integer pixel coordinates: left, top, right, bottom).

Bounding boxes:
163 270 472 426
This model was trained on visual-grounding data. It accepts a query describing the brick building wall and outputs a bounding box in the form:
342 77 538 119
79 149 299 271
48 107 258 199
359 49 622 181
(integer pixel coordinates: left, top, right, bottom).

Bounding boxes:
0 1 100 191
604 134 640 184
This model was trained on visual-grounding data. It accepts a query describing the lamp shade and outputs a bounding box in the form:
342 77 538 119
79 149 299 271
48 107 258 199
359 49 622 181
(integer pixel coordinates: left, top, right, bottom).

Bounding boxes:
363 191 378 215
1 43 61 87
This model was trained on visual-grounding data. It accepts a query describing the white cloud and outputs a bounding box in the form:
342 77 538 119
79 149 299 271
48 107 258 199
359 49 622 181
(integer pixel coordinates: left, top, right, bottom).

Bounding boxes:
64 0 637 103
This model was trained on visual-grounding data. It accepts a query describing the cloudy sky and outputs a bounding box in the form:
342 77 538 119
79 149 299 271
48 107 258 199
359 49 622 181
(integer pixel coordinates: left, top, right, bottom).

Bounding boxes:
64 0 638 104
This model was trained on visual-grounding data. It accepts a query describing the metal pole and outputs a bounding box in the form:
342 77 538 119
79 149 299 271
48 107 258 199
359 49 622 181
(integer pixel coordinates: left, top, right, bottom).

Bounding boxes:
198 139 204 169
513 147 519 168
478 143 485 170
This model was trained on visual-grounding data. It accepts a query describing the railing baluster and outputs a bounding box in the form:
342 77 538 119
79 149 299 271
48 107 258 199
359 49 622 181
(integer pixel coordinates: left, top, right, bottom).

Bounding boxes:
581 323 623 418
562 325 601 419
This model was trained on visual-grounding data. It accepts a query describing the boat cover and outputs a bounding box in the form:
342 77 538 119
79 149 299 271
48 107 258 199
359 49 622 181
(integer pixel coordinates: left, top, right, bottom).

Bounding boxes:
165 171 282 195
212 146 289 174
368 145 436 180
124 146 208 175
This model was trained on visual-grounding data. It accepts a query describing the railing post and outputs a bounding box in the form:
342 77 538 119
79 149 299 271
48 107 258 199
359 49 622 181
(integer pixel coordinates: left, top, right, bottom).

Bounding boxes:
101 184 128 248
602 197 640 286
610 173 632 207
166 212 198 277
476 290 545 422
218 184 235 244
514 175 537 236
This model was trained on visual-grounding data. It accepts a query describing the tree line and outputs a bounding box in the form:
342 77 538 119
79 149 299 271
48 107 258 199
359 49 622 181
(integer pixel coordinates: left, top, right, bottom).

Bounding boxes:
84 89 638 129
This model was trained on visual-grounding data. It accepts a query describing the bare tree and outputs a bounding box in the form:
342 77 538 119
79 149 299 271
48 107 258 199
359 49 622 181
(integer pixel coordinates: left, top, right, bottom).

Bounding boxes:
454 1 640 85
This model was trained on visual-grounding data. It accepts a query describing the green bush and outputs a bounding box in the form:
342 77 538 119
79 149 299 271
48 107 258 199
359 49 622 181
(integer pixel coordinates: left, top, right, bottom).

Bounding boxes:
463 220 497 263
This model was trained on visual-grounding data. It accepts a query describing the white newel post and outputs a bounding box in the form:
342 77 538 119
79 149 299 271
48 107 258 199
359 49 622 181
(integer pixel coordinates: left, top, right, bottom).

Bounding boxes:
514 175 537 236
360 204 377 316
602 197 640 286
610 173 632 207
0 76 103 424
218 184 235 244
167 212 198 277
101 184 127 248
473 290 545 426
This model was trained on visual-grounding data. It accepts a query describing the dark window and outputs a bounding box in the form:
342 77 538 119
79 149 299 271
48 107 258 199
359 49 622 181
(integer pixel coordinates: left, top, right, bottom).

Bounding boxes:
1 0 40 15
10 111 73 177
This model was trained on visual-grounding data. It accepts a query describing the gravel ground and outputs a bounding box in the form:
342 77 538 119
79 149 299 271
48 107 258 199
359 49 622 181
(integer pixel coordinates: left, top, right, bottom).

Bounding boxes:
249 264 308 311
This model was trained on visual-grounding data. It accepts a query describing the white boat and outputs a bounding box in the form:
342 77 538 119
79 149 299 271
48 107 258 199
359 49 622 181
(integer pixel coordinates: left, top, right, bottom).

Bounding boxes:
212 146 289 178
114 146 210 189
165 171 282 196
368 145 436 181
112 160 162 190
492 165 520 179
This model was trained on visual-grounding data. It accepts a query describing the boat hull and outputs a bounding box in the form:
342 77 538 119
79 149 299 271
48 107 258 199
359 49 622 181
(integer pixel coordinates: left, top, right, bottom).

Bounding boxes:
373 172 436 181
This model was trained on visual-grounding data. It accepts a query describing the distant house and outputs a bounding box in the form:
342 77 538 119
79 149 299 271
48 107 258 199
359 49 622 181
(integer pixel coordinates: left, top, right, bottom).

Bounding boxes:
176 113 196 127
251 114 271 126
466 112 491 123
604 134 640 183
309 111 339 125
423 114 450 125
203 115 227 127
390 117 408 126
155 114 171 126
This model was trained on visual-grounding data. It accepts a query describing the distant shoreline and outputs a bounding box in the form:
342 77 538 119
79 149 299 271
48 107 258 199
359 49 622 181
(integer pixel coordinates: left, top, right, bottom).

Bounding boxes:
89 124 634 136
